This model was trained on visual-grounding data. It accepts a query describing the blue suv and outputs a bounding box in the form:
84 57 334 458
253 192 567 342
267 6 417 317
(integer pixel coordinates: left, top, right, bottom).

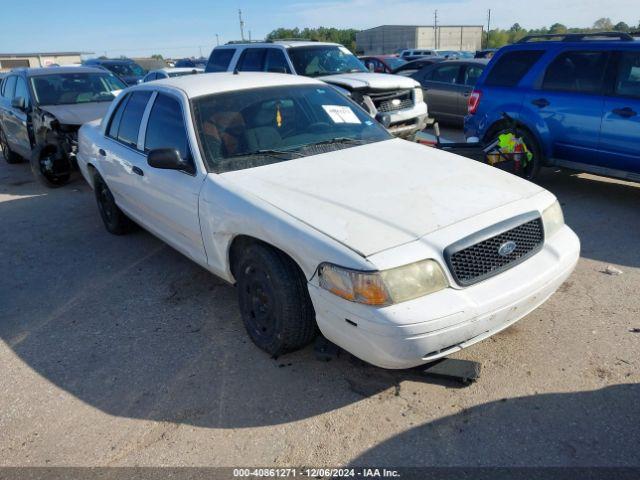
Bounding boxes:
464 32 640 181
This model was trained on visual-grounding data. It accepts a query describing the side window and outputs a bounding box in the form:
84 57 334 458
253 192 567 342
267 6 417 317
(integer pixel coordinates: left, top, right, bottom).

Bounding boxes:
484 50 544 87
207 48 235 72
463 64 484 86
109 91 152 148
426 64 461 84
264 49 291 73
237 48 266 72
144 93 191 163
613 52 640 99
542 51 608 94
107 93 130 139
13 77 30 108
2 76 17 99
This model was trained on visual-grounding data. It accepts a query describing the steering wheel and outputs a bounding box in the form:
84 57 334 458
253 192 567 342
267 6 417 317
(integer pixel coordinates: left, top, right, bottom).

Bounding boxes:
305 122 332 134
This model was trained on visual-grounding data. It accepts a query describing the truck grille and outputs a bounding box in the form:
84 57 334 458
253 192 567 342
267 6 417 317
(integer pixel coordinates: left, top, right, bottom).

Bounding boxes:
368 90 414 113
444 214 544 286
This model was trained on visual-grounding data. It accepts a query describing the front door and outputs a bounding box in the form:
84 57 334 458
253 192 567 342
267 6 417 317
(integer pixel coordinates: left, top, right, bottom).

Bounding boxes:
419 63 464 123
133 92 207 264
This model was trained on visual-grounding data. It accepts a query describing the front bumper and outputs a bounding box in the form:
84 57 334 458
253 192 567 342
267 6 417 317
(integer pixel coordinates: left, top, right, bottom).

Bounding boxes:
308 225 580 369
385 102 429 138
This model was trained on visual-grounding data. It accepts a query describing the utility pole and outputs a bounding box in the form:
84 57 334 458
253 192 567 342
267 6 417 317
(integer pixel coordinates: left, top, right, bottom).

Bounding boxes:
486 9 492 48
238 9 245 41
434 9 438 49
215 33 220 46
248 30 252 41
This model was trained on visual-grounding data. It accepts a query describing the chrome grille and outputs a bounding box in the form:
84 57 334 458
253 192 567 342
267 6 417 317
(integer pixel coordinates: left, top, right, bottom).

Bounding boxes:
444 214 544 286
368 90 414 113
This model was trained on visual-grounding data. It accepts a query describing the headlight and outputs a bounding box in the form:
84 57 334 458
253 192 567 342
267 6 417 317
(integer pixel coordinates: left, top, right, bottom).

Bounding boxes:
414 87 424 103
542 200 564 238
318 259 448 306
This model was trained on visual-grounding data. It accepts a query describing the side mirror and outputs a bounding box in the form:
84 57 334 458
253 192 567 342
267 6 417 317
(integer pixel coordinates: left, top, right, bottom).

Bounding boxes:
147 148 190 171
11 97 26 110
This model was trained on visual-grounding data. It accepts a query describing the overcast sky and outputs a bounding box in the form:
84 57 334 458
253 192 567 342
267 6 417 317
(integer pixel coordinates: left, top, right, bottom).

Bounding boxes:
0 0 637 58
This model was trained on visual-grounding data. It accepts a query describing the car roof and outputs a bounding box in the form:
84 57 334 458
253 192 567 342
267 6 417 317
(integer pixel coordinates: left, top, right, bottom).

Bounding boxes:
438 58 489 65
14 66 109 77
149 67 204 74
86 58 135 64
220 40 339 49
130 71 324 98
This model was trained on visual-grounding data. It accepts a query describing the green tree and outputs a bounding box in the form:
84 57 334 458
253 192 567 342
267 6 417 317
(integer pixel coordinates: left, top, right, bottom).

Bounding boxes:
613 21 630 31
549 23 568 34
509 23 522 32
266 27 358 52
593 17 613 30
151 54 164 60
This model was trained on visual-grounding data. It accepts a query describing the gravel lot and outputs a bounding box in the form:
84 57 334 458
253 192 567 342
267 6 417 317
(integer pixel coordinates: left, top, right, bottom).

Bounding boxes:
0 139 639 467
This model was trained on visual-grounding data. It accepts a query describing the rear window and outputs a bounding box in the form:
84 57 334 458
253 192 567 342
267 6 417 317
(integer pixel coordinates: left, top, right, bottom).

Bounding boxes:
484 50 544 87
207 48 235 72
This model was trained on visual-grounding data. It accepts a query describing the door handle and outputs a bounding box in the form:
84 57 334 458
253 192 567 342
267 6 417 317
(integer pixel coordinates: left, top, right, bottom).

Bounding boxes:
612 107 637 118
132 166 144 176
98 148 106 156
531 98 550 108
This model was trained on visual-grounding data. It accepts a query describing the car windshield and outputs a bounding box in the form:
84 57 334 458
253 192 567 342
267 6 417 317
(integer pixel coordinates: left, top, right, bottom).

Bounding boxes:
192 84 391 173
105 63 146 77
288 46 367 77
30 73 127 106
385 57 406 69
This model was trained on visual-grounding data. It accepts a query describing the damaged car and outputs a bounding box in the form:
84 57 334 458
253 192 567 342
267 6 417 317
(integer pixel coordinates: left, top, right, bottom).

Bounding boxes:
205 41 428 140
0 66 126 186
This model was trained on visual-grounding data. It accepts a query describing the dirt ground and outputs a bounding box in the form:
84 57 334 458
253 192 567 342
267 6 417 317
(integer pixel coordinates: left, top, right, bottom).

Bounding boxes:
1 143 639 467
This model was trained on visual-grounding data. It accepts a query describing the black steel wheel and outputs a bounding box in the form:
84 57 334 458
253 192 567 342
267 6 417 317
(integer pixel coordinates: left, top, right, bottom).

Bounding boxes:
94 173 133 235
236 243 317 356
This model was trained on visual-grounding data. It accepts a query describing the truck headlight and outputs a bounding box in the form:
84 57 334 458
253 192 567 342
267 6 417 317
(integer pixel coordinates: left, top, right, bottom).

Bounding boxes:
542 200 564 239
414 87 424 103
318 259 448 306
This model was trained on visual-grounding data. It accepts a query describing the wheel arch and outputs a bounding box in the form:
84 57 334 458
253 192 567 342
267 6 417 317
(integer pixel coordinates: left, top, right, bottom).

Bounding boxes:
484 116 550 166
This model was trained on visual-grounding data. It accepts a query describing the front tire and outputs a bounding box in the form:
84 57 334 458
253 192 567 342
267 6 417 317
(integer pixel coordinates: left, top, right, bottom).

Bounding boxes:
0 128 21 164
235 243 317 356
94 173 134 235
30 146 71 187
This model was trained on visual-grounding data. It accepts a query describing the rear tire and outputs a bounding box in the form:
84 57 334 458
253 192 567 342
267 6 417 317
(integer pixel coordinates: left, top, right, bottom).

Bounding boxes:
0 128 21 164
94 173 134 235
235 243 317 356
488 126 542 181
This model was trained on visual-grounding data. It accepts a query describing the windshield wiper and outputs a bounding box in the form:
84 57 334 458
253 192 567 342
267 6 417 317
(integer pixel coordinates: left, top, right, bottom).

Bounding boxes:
304 137 368 148
227 148 304 159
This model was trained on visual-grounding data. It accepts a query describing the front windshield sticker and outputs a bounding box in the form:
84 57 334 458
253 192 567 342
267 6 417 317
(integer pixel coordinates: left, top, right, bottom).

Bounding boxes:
322 105 361 124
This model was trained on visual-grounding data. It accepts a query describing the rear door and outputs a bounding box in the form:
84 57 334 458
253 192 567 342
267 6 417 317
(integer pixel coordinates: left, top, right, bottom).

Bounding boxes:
525 49 608 166
99 90 153 213
418 63 463 122
599 50 640 174
0 75 21 154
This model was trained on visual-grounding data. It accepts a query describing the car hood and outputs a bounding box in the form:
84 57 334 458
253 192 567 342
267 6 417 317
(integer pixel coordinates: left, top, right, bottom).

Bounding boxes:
318 72 419 90
39 103 112 126
221 139 543 257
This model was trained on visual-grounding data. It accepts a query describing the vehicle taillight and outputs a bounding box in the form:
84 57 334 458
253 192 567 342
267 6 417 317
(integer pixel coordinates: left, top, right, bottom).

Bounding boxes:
468 90 482 115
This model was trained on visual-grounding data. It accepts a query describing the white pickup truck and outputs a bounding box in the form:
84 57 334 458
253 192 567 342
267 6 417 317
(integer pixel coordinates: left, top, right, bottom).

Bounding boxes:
77 72 580 369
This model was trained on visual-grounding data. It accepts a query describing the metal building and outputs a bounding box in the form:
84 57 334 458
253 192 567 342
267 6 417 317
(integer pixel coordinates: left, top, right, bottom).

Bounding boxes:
0 52 88 72
356 25 484 55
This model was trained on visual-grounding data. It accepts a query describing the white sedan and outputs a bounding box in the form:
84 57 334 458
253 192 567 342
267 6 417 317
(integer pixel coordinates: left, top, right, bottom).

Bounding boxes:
142 67 203 82
77 73 580 369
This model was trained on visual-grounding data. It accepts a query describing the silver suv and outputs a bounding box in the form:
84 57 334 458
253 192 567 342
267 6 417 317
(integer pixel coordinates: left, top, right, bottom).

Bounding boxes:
205 41 428 139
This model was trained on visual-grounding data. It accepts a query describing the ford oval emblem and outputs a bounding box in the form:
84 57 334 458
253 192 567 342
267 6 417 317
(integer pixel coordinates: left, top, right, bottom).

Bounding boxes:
498 241 517 257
